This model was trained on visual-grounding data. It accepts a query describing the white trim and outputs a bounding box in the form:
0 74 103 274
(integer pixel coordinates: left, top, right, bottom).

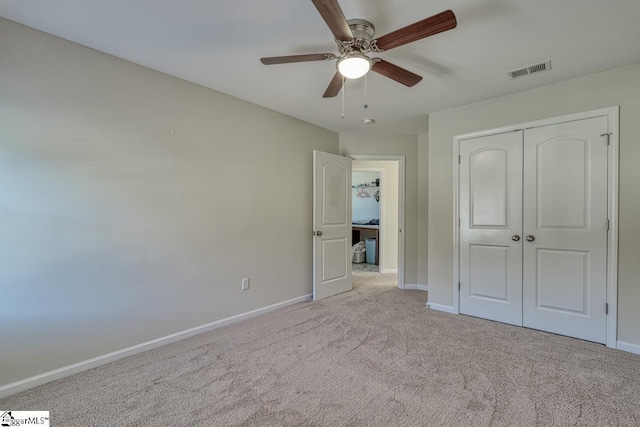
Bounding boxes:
617 341 640 356
350 155 405 290
606 107 619 349
453 107 619 141
382 269 398 274
404 284 428 292
0 294 312 399
452 132 461 314
452 107 619 348
426 302 456 314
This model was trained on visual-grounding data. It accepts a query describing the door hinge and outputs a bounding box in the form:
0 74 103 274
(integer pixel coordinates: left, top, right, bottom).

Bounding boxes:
601 133 612 145
606 219 610 231
459 218 461 227
312 231 316 236
458 282 461 291
606 303 609 315
458 155 461 164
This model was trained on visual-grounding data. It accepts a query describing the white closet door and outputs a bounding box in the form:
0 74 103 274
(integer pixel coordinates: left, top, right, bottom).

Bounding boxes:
459 132 523 326
522 117 609 343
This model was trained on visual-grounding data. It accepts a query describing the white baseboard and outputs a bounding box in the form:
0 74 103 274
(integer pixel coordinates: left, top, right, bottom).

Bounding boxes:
617 341 640 356
382 268 398 274
403 284 428 292
0 293 312 399
426 302 457 314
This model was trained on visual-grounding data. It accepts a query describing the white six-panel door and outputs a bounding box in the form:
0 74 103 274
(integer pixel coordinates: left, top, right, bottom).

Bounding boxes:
522 118 608 343
459 132 523 326
459 116 609 343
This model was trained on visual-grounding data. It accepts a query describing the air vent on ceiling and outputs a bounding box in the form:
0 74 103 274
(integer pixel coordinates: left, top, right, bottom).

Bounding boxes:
507 60 552 80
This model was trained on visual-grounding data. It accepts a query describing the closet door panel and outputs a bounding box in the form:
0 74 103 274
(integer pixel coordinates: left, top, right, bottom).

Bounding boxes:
522 117 608 343
459 131 523 326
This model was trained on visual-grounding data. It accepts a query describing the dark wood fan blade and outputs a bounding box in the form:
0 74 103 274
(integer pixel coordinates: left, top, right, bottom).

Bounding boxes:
261 53 336 65
323 72 344 98
373 10 457 51
372 59 422 87
311 0 353 41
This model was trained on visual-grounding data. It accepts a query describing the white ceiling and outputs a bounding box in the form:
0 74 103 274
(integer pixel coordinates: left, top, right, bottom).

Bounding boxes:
2 0 640 134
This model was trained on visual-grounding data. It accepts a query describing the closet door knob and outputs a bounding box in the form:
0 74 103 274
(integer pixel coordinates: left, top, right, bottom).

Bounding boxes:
512 235 520 241
316 231 323 236
526 235 535 242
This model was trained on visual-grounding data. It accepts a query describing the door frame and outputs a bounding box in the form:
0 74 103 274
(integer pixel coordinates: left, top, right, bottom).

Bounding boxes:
350 155 406 289
452 107 619 348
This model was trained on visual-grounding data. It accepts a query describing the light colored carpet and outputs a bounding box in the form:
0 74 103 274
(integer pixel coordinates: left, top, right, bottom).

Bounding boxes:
352 262 382 273
2 272 640 426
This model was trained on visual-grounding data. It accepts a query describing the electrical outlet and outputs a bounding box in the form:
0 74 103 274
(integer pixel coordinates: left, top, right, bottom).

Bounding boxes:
241 278 250 291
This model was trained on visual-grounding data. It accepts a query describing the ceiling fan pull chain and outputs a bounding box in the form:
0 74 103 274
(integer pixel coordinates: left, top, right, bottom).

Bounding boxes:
364 74 368 109
341 74 345 119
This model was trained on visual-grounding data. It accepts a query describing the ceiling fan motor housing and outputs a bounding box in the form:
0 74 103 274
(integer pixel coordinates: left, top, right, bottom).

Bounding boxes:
337 19 376 55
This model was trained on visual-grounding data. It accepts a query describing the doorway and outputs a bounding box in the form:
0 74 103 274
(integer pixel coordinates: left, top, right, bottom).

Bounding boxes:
350 156 405 289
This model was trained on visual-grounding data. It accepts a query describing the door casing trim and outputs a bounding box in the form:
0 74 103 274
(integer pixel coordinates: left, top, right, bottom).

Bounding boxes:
451 107 619 348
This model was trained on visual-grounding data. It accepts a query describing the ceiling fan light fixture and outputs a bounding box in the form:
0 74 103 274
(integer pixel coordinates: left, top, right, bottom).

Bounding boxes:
337 53 372 79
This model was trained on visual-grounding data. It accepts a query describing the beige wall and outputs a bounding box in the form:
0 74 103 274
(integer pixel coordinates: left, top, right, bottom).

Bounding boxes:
417 133 429 286
428 63 640 346
339 134 420 285
0 18 338 387
353 161 399 272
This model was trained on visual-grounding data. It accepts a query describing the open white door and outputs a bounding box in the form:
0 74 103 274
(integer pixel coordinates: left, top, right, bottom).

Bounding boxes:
313 150 352 300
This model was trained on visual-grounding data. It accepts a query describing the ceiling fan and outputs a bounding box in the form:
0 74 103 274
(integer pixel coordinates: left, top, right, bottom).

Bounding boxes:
260 0 457 98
